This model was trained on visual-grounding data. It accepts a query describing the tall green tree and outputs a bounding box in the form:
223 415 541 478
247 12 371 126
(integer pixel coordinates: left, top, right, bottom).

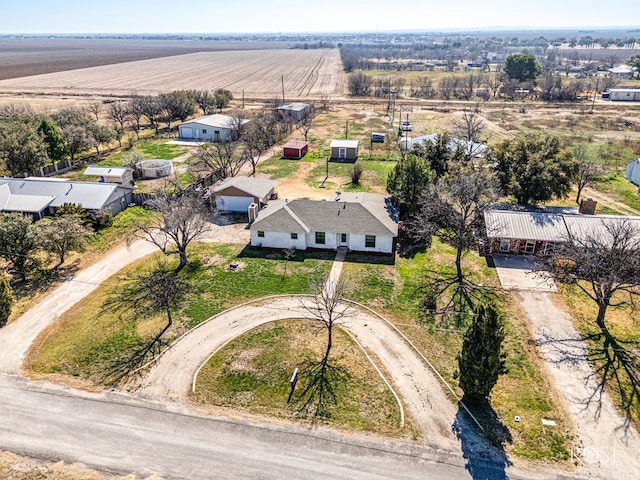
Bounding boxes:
38 214 93 267
458 302 507 403
490 134 578 204
0 275 12 326
0 213 41 281
504 53 541 83
0 117 49 175
213 88 233 111
411 134 465 179
38 117 67 163
386 154 433 214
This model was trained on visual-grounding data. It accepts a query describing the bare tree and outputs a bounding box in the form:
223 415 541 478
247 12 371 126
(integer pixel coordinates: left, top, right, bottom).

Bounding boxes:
544 218 640 328
192 140 246 180
87 100 102 121
241 115 271 176
294 108 315 142
190 89 216 115
107 101 130 147
453 107 485 143
132 188 210 273
574 145 603 204
296 279 351 419
127 96 146 140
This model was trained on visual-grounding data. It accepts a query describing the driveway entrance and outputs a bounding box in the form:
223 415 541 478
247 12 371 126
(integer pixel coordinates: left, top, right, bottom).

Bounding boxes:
491 254 556 291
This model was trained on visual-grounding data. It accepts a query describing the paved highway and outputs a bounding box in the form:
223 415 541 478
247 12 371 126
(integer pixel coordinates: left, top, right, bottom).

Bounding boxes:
0 374 517 480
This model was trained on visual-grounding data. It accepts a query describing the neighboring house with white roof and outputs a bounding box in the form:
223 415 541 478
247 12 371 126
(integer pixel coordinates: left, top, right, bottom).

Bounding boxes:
211 175 277 212
83 166 134 186
608 88 640 102
178 114 248 142
249 192 399 254
0 177 134 219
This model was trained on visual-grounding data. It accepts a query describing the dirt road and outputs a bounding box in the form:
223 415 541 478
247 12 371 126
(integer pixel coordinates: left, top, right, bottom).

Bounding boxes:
0 240 157 375
518 291 640 479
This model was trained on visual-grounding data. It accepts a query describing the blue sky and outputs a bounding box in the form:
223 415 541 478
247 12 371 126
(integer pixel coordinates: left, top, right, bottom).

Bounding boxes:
3 0 639 34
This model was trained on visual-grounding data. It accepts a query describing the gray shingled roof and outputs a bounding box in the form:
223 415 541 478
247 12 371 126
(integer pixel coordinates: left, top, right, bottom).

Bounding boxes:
251 193 398 236
212 176 277 199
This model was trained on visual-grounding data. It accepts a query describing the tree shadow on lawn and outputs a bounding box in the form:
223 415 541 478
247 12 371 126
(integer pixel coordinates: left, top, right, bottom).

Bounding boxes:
453 401 512 480
536 326 640 433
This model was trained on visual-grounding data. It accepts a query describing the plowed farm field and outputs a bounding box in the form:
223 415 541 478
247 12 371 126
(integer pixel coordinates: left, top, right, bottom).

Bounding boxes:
0 49 346 99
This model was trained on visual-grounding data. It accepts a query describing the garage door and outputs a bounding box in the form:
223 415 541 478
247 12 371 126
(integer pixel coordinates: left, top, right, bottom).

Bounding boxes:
216 195 254 212
180 126 193 139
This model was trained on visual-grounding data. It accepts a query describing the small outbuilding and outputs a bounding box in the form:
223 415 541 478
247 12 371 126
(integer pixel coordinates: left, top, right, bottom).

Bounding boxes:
625 158 640 186
178 114 248 142
282 140 309 159
330 139 359 161
212 175 277 212
275 102 311 121
83 166 134 186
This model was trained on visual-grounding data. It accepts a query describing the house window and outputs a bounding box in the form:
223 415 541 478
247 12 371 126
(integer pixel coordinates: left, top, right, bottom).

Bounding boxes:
525 240 535 254
315 232 325 244
365 235 376 248
202 129 207 134
500 240 510 252
291 232 298 240
257 231 264 238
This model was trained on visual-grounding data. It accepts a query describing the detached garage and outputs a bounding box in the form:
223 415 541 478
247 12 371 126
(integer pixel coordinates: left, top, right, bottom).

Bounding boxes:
212 176 277 212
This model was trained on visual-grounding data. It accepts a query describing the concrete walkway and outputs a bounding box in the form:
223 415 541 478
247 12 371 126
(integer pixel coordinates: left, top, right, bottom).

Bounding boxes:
322 247 347 297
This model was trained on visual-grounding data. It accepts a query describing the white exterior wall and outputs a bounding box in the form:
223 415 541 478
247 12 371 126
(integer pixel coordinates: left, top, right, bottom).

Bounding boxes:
250 230 307 250
348 234 394 254
179 123 233 141
610 89 640 101
306 231 338 250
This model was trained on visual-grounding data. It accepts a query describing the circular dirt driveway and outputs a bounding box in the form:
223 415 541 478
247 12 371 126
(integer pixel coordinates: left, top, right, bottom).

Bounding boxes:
139 295 470 453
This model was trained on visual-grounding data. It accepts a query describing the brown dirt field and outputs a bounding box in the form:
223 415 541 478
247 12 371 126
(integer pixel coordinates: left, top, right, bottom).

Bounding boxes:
0 38 293 80
0 49 346 99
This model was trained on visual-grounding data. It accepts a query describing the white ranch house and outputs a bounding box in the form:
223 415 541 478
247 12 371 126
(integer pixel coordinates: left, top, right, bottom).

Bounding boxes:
249 192 398 254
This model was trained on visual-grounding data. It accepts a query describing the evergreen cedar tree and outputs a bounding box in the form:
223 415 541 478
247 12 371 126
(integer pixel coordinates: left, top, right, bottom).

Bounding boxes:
458 302 507 402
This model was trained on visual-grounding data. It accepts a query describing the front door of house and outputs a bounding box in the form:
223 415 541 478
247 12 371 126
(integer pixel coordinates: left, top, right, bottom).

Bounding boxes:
340 233 348 246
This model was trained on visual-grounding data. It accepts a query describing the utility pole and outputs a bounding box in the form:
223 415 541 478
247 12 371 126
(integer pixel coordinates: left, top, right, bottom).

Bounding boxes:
345 120 349 139
242 90 245 109
281 75 285 105
590 78 599 114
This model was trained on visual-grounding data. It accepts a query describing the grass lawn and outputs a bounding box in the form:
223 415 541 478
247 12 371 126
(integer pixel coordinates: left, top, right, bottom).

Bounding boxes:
340 239 573 461
556 283 640 433
26 243 333 385
257 154 307 179
595 173 640 212
192 319 408 437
